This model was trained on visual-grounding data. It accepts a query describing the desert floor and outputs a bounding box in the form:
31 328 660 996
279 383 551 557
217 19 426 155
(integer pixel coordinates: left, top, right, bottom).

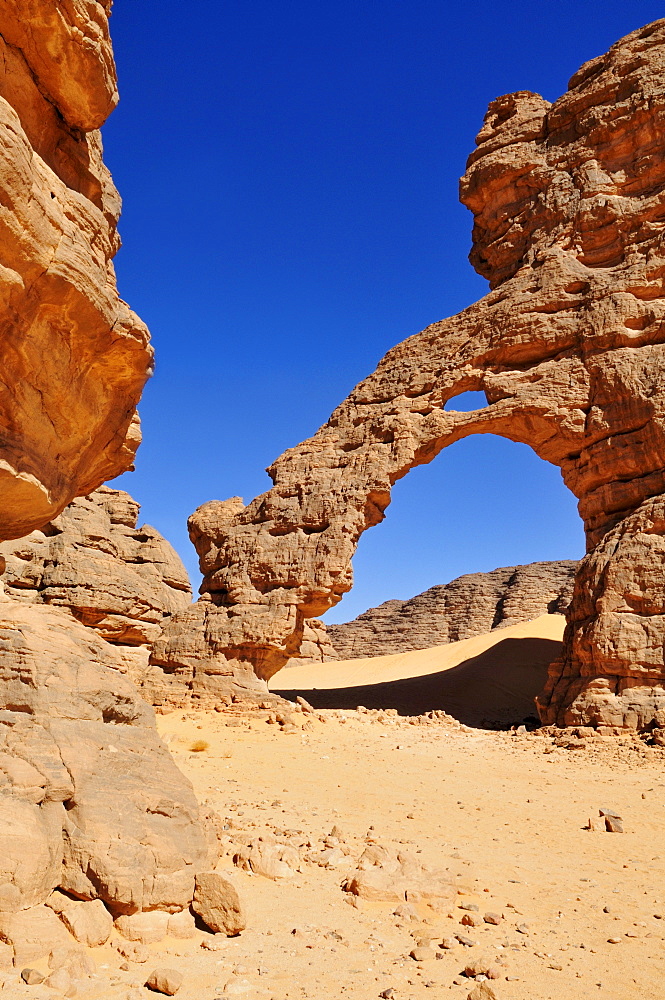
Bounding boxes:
3 617 664 1000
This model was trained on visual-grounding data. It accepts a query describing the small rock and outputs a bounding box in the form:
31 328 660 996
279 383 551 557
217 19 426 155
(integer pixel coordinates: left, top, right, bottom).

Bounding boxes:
296 696 315 714
516 923 529 934
379 990 395 999
461 913 480 927
21 968 45 985
146 968 184 995
604 815 624 833
464 955 494 978
459 903 479 912
441 937 457 949
607 937 622 944
456 934 476 947
483 912 502 925
410 945 433 962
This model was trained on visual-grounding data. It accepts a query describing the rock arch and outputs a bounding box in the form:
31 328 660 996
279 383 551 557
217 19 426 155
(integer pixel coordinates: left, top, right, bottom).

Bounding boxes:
152 21 665 729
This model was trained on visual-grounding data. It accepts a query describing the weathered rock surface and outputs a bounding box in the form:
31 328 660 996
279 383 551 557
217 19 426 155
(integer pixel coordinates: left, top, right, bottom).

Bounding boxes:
0 0 152 540
0 486 191 647
0 593 208 961
192 871 246 936
318 560 577 661
155 22 665 729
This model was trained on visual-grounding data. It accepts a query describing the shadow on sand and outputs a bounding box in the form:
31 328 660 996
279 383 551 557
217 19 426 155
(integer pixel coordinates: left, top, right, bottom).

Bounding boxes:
273 636 562 729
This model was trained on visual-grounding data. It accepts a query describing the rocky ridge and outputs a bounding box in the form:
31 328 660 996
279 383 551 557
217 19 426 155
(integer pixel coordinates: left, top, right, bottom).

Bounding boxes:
321 560 577 662
154 21 665 729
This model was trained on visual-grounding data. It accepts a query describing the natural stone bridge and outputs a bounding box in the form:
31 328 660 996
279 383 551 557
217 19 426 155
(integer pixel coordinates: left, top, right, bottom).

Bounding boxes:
152 21 665 730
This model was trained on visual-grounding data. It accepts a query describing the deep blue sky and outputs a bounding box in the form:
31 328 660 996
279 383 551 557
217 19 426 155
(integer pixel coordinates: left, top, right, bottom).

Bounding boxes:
106 2 663 622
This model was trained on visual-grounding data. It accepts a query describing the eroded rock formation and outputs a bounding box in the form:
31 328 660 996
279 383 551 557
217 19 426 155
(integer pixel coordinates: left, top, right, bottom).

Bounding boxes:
0 0 152 539
155 21 665 729
0 486 192 646
321 561 577 662
0 2 215 965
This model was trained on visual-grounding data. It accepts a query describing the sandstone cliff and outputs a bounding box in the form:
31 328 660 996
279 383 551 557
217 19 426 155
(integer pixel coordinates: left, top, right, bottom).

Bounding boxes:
324 561 577 661
0 0 152 539
153 21 665 730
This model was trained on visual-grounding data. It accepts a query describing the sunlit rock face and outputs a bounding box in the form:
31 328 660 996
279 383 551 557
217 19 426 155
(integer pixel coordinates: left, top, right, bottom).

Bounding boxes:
0 0 152 539
156 21 665 729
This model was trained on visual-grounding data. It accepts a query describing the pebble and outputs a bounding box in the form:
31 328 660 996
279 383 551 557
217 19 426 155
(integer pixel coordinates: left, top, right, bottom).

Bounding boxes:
516 923 529 934
21 969 45 985
607 937 622 945
456 934 476 947
483 912 502 925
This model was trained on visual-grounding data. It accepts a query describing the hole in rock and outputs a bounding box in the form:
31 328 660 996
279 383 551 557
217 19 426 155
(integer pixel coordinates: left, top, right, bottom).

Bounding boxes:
274 434 584 729
443 390 488 412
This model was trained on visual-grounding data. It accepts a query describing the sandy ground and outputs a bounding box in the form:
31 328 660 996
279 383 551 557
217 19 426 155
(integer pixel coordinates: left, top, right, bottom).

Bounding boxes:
273 615 565 726
2 617 664 1000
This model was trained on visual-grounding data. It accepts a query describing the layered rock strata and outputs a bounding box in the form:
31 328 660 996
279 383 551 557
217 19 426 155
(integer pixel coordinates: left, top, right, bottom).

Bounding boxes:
0 0 152 539
0 486 192 646
322 561 577 661
155 21 665 728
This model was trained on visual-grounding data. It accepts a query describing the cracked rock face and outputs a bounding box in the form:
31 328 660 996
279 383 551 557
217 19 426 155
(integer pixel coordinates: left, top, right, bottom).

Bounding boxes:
0 486 192 647
0 0 152 539
155 21 665 728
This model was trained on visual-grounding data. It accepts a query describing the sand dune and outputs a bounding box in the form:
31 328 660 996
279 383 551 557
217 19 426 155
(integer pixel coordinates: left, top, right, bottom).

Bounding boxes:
271 613 566 726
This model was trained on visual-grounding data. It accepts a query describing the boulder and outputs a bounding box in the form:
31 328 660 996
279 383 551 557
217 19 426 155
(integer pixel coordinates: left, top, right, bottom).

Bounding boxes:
46 892 113 947
192 872 246 936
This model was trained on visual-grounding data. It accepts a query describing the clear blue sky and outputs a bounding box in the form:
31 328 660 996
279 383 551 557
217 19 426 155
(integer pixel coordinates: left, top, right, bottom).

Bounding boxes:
106 2 663 622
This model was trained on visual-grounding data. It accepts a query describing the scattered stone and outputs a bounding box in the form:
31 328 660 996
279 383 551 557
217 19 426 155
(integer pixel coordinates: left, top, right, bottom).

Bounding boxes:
410 945 434 962
608 937 622 945
21 968 45 985
464 955 495 978
461 913 481 927
483 912 502 925
456 934 476 947
146 968 184 995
